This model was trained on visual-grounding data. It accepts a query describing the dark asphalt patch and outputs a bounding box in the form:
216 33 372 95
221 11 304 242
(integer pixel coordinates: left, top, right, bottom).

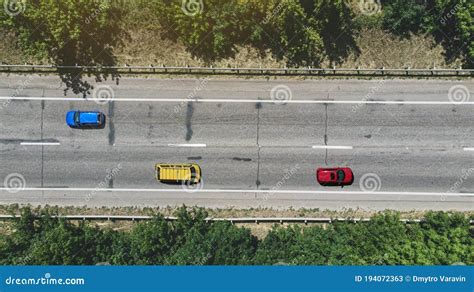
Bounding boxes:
108 101 115 145
233 157 252 162
187 156 202 160
185 102 194 141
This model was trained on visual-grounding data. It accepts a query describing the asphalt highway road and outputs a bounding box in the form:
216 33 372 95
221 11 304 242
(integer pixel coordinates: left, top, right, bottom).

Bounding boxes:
0 75 473 210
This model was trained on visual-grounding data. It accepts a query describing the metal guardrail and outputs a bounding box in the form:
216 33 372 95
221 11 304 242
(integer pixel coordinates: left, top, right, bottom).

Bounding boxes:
0 214 472 225
0 64 472 77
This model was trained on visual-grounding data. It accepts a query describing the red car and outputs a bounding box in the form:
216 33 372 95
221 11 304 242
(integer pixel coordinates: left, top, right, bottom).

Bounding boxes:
316 167 354 187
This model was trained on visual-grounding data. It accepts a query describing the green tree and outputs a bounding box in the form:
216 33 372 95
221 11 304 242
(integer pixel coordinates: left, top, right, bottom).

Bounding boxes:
382 0 473 68
27 221 89 265
165 227 212 265
164 206 210 264
381 0 430 37
419 211 473 264
0 207 117 265
0 207 37 264
172 206 210 244
334 213 409 265
429 0 473 67
1 0 127 95
155 0 357 67
313 0 359 65
253 225 301 265
165 208 258 265
126 215 174 265
284 225 332 265
1 207 472 266
259 0 325 66
205 221 258 265
155 0 263 62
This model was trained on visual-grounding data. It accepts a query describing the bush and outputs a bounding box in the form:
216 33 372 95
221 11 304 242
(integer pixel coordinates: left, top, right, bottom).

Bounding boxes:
3 207 471 265
381 0 429 37
154 0 357 66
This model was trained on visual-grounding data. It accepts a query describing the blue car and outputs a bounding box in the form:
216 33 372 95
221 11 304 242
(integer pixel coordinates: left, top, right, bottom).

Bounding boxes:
66 111 106 129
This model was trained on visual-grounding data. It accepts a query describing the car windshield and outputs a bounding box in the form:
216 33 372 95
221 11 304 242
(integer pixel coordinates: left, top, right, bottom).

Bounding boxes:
336 170 345 181
74 112 80 124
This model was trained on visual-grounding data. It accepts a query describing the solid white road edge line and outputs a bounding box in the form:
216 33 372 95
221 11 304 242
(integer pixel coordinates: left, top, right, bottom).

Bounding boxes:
20 142 60 146
0 187 472 196
168 143 207 147
463 148 474 151
1 96 473 105
312 145 353 150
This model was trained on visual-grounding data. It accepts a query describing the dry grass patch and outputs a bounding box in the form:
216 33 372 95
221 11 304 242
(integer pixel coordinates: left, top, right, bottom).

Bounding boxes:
113 27 460 70
341 28 462 69
1 204 472 220
0 25 461 70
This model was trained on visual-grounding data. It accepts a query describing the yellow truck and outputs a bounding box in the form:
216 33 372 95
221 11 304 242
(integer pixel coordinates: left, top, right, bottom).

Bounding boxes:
155 163 202 184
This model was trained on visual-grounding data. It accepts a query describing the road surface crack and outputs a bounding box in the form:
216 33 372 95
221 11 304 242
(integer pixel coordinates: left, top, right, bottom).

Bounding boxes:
256 102 262 191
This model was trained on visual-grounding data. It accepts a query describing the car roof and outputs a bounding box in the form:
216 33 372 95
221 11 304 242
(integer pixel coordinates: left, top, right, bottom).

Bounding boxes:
79 112 100 124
